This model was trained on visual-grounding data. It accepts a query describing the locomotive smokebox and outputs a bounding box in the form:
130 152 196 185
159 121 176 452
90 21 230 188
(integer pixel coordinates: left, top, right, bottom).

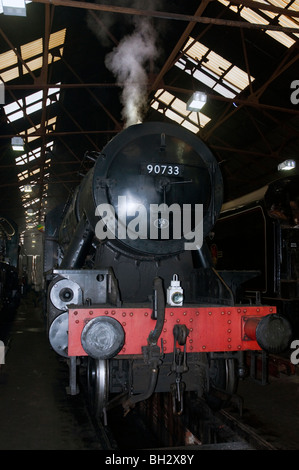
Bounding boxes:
244 314 292 353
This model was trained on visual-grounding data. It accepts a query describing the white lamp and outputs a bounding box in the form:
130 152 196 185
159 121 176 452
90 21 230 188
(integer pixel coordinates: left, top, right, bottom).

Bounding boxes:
187 91 207 111
11 136 24 151
1 0 26 16
278 159 296 171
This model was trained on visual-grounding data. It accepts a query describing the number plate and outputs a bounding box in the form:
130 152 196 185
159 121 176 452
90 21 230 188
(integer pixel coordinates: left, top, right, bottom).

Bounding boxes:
141 163 184 176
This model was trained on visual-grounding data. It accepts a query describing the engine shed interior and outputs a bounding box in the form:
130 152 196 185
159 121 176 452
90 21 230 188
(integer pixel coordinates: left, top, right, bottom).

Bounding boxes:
0 0 299 453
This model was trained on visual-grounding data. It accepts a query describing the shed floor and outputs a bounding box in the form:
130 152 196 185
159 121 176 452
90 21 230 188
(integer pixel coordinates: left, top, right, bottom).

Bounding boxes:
0 291 102 450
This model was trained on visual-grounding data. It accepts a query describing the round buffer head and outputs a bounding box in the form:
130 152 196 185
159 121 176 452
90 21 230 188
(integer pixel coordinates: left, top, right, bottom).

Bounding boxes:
81 316 125 359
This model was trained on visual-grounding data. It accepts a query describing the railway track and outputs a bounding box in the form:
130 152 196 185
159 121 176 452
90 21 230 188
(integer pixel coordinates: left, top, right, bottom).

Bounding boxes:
79 388 277 451
77 361 278 451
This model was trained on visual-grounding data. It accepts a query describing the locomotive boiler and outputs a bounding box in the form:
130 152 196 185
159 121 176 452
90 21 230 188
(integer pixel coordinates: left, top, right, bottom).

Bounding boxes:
44 122 292 422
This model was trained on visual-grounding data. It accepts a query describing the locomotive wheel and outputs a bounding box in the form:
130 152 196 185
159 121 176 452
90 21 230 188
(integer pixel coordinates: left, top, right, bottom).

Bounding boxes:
87 357 109 420
205 354 238 410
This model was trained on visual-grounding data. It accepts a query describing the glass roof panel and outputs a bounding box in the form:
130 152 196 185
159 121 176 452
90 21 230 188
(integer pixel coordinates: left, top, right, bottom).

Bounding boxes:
218 0 299 47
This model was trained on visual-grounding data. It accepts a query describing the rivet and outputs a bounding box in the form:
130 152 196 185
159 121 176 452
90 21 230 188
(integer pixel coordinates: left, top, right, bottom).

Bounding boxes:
89 311 93 315
122 312 126 317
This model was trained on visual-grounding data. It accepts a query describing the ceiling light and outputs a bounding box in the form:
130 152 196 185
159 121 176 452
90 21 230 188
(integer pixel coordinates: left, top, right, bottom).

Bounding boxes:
11 136 24 151
186 91 207 111
278 159 296 171
24 185 32 193
1 0 26 16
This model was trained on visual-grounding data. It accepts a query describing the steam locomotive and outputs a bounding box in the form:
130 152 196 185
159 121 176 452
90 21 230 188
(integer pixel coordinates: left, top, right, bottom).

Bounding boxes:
207 174 299 337
44 122 292 423
0 216 19 310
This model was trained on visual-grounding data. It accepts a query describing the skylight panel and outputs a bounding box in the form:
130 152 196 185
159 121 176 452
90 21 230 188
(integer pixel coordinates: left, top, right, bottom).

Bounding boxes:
217 0 299 47
25 90 43 105
4 85 60 123
176 37 254 100
0 50 17 69
0 28 66 84
240 7 269 25
20 38 43 60
266 30 295 46
15 141 53 165
20 118 56 142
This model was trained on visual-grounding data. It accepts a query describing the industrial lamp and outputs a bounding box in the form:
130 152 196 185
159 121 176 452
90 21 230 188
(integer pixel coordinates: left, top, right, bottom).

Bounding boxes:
11 136 24 151
0 0 26 16
186 91 207 111
278 159 296 171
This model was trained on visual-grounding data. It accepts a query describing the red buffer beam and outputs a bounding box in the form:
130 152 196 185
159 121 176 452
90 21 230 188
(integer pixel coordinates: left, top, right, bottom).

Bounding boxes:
67 305 289 357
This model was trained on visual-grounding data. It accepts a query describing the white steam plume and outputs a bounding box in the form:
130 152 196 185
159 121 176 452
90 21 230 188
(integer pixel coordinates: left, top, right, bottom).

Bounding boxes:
105 15 159 127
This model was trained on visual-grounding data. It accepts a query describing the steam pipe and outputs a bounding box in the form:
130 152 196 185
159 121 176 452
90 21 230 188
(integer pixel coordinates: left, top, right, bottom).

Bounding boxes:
60 215 94 269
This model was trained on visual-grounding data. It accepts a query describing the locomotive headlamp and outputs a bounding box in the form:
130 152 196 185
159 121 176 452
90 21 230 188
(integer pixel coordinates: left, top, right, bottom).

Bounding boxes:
187 91 207 111
81 317 125 359
167 274 184 306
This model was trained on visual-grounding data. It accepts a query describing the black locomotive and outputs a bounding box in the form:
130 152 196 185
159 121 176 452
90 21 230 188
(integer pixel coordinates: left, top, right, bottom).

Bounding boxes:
0 216 19 310
208 174 299 337
44 122 292 422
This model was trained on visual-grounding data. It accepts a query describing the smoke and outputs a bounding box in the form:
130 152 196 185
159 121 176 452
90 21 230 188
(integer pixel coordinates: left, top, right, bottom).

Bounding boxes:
105 16 159 127
87 1 161 128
